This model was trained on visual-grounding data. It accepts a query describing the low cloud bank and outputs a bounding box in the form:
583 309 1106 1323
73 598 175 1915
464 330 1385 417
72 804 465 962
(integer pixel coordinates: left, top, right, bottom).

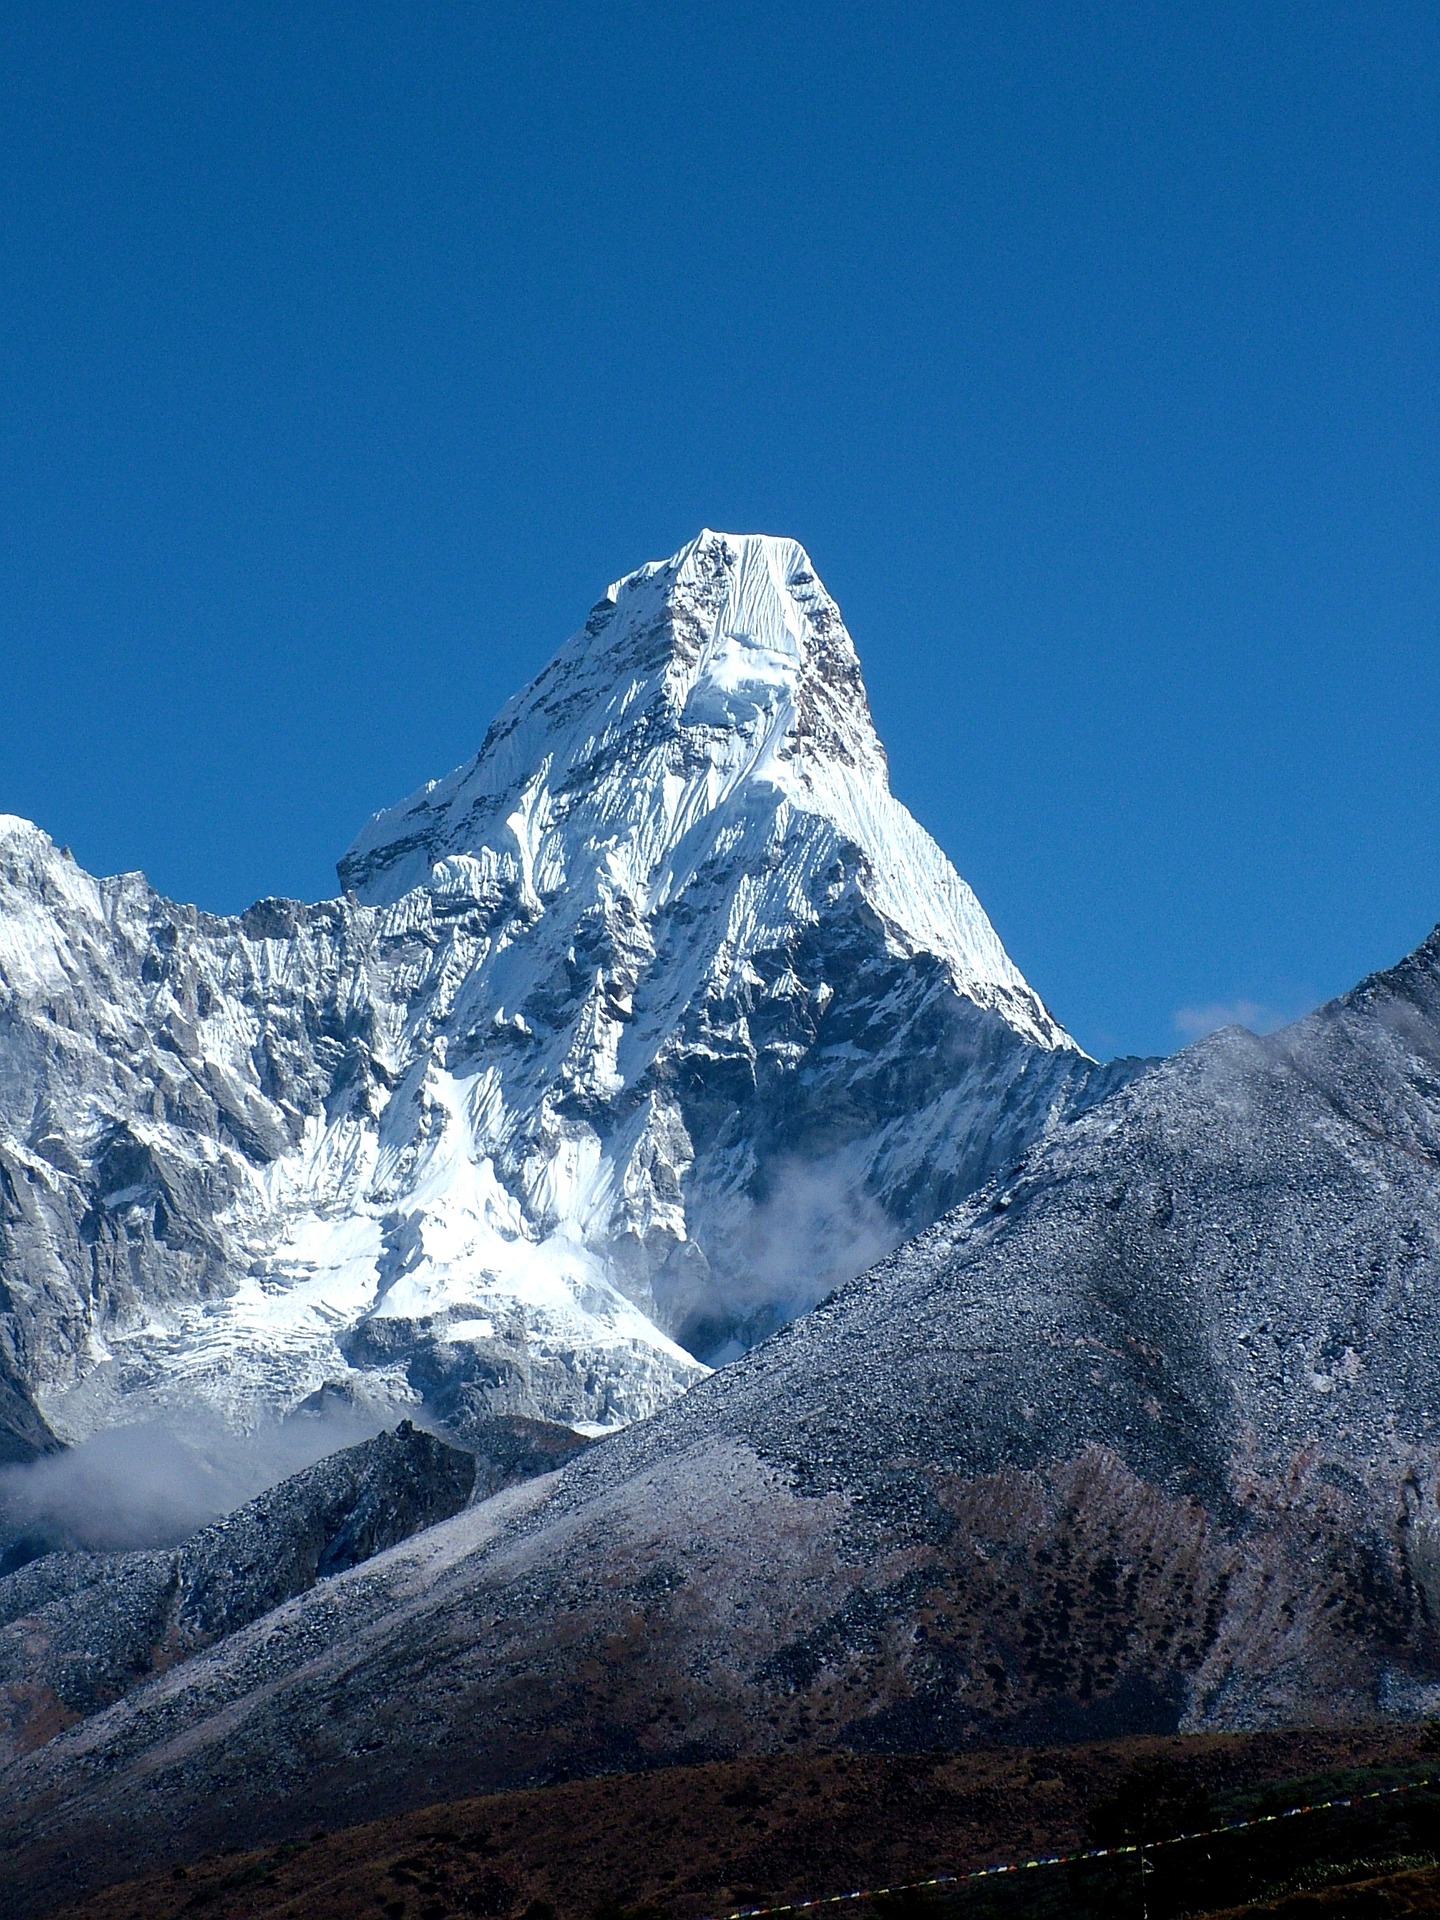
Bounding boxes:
690 1157 901 1363
740 1156 898 1318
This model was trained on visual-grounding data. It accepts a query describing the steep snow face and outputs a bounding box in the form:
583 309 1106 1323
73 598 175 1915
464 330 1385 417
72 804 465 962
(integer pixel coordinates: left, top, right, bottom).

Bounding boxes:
0 534 1109 1450
335 530 1093 1357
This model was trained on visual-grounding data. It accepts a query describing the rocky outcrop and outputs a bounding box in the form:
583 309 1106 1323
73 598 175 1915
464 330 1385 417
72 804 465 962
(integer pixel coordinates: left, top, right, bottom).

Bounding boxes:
0 1420 474 1764
457 1413 594 1497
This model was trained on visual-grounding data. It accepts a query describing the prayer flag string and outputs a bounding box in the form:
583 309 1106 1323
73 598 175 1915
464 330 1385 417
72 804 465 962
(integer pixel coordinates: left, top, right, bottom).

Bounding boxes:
708 1770 1440 1920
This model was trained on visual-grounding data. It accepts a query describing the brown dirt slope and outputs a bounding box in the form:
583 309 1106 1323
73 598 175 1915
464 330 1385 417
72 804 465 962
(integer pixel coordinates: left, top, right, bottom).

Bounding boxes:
44 1725 1440 1920
1203 1864 1440 1914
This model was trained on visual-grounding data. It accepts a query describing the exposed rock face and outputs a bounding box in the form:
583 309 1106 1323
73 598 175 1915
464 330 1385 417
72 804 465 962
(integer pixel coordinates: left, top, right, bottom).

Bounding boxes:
5 929 1440 1903
459 1413 594 1498
0 1420 474 1765
0 531 1110 1448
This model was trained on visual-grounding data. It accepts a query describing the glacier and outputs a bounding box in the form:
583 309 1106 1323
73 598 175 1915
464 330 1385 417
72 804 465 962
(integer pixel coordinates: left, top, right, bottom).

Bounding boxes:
0 531 1120 1454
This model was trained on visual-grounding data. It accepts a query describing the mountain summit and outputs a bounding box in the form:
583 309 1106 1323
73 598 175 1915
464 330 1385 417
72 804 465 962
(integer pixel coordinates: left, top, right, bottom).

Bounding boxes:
0 533 1116 1453
341 532 1064 1041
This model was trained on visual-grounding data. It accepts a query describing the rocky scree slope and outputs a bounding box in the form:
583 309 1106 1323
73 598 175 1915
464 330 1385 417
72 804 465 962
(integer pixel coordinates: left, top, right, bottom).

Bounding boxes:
6 926 1440 1897
0 530 1112 1453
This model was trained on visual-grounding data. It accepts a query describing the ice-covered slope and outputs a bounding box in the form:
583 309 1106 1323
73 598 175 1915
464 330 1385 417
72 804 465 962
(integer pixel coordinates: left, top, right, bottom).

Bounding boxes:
0 816 700 1444
0 532 1109 1451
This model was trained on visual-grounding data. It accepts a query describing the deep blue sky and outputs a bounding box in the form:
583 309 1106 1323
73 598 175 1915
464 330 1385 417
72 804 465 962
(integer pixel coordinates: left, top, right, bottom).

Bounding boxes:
3 3 1437 1059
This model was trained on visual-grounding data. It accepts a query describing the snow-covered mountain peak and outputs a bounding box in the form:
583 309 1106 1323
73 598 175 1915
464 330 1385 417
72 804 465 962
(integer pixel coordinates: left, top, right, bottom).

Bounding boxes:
602 528 881 762
337 531 1062 1041
0 814 68 873
0 530 1113 1453
340 530 884 909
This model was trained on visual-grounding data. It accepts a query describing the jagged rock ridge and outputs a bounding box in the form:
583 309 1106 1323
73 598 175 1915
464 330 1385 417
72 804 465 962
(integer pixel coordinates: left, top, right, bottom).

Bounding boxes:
0 1419 474 1767
0 531 1113 1450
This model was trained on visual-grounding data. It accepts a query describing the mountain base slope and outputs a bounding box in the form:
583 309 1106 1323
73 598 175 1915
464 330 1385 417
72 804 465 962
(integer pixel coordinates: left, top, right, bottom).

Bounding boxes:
39 1727 1440 1920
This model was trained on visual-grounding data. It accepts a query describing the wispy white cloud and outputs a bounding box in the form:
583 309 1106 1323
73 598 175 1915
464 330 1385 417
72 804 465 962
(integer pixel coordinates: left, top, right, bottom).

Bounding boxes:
0 1404 385 1556
1172 998 1296 1042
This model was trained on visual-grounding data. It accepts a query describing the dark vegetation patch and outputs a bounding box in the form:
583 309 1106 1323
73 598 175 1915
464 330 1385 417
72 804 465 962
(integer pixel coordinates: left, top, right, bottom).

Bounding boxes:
45 1724 1440 1920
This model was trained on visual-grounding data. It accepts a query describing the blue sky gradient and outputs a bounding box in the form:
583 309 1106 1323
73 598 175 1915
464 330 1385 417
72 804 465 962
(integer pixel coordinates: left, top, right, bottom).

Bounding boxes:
3 2 1437 1057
